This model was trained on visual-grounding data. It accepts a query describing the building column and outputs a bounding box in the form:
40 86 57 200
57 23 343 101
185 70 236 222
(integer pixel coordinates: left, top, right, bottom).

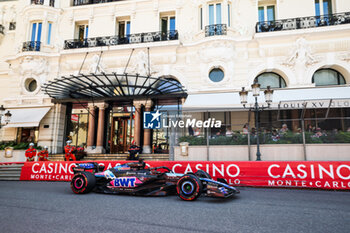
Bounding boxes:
95 102 108 154
143 101 153 154
86 104 96 152
133 101 142 147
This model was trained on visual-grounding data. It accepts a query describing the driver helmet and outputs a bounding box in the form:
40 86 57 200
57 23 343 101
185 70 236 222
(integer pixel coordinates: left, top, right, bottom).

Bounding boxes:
29 143 34 147
66 140 72 145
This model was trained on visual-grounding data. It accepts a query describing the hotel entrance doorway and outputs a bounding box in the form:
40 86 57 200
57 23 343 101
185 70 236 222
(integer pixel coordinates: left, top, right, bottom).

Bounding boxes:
110 113 133 153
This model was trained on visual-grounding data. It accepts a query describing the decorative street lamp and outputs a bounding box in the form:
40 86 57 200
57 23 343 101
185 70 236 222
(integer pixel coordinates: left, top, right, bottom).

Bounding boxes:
239 84 274 161
0 105 12 129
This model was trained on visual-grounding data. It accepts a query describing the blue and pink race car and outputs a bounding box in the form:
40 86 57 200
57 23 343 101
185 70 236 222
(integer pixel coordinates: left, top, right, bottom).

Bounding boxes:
71 159 239 201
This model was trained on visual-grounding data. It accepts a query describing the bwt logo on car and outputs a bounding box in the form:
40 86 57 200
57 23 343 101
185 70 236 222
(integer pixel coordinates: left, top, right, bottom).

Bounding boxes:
112 177 137 187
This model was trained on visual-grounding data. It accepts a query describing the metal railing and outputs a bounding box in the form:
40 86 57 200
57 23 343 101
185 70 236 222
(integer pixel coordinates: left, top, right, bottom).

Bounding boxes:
256 11 350 33
73 0 122 6
0 25 4 35
30 0 54 6
205 24 227 37
31 0 44 5
64 30 178 49
22 41 41 52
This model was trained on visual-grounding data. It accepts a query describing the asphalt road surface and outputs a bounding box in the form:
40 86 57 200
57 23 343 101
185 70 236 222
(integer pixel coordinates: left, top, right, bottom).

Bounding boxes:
0 181 349 233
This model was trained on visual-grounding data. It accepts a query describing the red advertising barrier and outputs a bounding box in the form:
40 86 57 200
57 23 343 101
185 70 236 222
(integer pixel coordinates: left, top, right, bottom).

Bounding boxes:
19 161 350 190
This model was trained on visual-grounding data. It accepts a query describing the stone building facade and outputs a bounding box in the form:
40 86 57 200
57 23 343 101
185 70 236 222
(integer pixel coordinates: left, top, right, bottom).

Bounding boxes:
0 0 349 159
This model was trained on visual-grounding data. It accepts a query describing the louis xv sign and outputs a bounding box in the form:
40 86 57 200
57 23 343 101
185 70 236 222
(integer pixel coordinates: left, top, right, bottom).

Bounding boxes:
278 99 350 109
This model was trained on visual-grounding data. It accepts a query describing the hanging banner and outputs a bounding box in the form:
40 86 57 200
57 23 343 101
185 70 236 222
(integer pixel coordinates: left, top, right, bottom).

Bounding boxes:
18 161 350 190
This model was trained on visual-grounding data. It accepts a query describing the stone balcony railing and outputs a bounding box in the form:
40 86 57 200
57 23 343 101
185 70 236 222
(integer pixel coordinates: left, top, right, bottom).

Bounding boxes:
205 24 227 37
30 0 55 7
256 11 350 33
22 41 41 52
64 30 178 49
73 0 122 6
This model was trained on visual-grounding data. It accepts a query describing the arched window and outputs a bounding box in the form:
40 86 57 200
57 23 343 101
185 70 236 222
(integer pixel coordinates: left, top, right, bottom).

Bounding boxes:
254 72 286 88
312 69 346 86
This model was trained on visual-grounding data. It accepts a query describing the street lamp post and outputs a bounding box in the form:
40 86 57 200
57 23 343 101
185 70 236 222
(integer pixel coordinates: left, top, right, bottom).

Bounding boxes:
239 84 274 161
0 105 12 129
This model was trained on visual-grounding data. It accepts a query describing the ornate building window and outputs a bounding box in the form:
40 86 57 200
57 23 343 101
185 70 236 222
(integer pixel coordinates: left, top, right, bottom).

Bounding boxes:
258 3 276 23
209 68 224 83
160 12 176 40
75 23 89 42
47 22 52 45
209 3 222 25
30 22 42 51
25 78 38 93
117 19 130 37
312 69 345 86
116 18 131 43
255 72 286 88
315 0 333 16
202 1 231 35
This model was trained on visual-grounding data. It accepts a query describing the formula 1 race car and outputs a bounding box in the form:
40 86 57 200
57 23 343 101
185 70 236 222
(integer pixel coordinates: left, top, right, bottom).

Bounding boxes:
70 160 239 201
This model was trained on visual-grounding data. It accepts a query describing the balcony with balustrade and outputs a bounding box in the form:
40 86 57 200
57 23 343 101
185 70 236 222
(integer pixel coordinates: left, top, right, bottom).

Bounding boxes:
22 41 41 52
64 30 178 49
205 24 227 37
30 0 55 7
72 0 123 6
256 12 350 33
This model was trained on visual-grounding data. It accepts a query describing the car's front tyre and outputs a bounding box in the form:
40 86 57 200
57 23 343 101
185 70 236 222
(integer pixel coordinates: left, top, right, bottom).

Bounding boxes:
71 171 96 194
176 174 203 201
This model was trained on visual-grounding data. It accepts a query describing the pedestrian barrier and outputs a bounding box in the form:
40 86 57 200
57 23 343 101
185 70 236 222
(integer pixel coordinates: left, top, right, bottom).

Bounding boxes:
14 161 350 190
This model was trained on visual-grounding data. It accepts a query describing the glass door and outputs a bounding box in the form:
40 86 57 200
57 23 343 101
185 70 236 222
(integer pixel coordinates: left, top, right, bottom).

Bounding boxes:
110 116 133 153
31 22 42 51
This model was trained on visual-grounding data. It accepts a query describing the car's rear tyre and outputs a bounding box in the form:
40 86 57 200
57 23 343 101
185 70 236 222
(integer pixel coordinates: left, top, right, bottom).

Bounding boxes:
71 171 96 194
176 174 202 201
195 170 212 179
